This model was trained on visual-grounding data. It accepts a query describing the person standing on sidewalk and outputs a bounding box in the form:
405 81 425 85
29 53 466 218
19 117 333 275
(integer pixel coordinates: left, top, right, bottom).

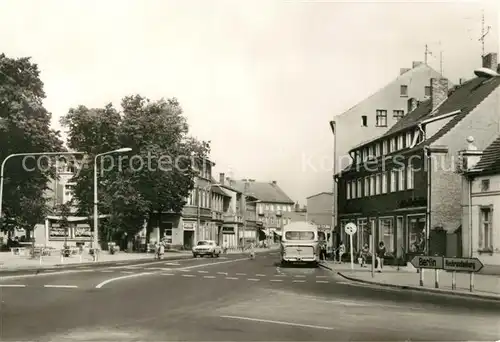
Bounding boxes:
338 241 345 263
376 241 386 272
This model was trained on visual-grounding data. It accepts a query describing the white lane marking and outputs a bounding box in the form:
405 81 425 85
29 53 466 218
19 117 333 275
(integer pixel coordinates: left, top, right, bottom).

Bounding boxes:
197 270 208 274
44 285 78 288
96 272 153 288
217 272 228 275
204 275 216 279
95 258 248 288
270 279 283 282
294 275 306 278
316 280 329 283
100 270 114 273
236 273 247 276
220 315 334 331
316 276 327 278
164 262 180 266
247 278 260 281
121 271 134 274
116 262 127 265
0 284 26 287
274 274 286 277
179 269 189 272
226 277 238 280
162 273 175 276
147 267 172 271
182 274 196 277
255 274 266 277
293 280 306 283
0 269 95 280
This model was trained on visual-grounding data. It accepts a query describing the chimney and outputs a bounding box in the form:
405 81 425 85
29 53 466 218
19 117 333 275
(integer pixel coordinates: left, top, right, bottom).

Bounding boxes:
407 97 418 113
459 136 483 172
400 68 410 75
412 61 424 68
482 52 498 70
271 181 277 185
430 78 449 112
219 173 225 185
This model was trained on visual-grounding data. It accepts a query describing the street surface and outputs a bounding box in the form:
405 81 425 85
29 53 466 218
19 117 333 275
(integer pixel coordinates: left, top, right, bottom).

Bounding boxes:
1 251 499 341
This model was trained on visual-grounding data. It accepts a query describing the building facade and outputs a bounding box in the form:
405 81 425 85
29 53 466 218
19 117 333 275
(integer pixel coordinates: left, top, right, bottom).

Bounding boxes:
331 61 449 240
461 136 500 267
336 53 500 260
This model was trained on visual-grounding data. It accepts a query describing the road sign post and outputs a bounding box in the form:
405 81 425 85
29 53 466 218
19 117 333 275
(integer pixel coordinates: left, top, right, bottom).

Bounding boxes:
410 255 443 287
443 257 484 292
344 223 357 271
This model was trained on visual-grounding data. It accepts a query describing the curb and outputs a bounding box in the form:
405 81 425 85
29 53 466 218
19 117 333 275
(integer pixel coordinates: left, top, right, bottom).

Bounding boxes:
319 263 500 302
0 253 193 275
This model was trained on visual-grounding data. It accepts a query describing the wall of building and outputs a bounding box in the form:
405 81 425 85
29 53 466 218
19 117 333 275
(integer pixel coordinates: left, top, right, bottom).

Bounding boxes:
431 86 500 234
307 193 333 226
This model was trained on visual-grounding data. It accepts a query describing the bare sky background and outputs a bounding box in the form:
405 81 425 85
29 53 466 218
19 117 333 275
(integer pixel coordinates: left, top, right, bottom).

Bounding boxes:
1 0 499 204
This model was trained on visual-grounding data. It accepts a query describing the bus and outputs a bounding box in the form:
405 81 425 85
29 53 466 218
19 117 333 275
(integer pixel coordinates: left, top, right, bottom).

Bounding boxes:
280 221 319 267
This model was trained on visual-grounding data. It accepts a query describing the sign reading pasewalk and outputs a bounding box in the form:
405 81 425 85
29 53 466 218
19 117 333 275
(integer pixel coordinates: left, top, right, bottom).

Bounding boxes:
410 256 444 269
443 257 484 272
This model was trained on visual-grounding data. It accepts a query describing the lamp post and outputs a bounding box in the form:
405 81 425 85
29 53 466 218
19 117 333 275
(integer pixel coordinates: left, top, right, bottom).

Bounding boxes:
0 151 86 227
93 148 131 261
329 120 337 248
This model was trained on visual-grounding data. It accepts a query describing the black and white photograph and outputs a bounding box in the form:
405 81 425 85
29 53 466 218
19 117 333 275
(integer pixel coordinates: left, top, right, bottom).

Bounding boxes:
0 0 499 341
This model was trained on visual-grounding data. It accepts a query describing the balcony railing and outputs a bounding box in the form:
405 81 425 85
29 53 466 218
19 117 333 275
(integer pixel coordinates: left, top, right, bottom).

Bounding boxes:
212 212 224 221
223 214 243 223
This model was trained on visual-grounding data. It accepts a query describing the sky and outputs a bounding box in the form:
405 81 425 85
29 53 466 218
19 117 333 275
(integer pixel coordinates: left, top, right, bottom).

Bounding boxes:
1 0 499 204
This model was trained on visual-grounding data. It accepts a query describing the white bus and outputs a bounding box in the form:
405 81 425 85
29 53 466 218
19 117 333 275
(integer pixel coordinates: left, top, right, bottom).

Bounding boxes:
280 221 319 266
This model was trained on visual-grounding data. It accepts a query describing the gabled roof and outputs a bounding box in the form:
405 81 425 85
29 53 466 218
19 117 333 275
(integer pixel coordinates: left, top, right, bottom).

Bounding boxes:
349 76 500 154
306 192 333 199
469 136 500 176
230 180 294 204
211 184 231 197
338 75 500 176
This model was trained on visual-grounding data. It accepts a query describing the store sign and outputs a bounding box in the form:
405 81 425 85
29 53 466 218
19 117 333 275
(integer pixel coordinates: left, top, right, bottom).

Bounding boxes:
317 224 331 231
49 224 69 238
74 225 91 238
183 222 196 231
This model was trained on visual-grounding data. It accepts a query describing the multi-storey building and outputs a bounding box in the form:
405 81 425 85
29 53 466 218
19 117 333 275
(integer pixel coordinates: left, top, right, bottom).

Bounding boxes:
331 61 449 240
336 53 500 260
231 179 294 242
460 135 500 267
306 192 333 244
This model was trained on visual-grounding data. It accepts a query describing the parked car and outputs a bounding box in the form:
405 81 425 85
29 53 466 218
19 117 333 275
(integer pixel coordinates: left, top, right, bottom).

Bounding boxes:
192 240 222 258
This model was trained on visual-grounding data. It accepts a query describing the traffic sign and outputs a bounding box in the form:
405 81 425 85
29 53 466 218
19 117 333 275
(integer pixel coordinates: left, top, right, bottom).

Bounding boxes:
344 223 357 236
443 257 484 272
410 255 443 269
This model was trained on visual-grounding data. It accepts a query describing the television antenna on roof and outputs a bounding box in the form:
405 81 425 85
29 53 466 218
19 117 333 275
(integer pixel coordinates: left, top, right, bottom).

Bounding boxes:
479 9 491 57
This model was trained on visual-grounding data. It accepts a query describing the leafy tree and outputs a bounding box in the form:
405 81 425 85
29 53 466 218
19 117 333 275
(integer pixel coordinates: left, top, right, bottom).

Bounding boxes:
0 54 64 238
60 95 210 247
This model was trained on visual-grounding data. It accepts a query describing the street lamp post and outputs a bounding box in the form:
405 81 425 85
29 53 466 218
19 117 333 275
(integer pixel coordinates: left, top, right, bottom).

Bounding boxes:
93 148 131 261
329 120 337 248
0 151 86 226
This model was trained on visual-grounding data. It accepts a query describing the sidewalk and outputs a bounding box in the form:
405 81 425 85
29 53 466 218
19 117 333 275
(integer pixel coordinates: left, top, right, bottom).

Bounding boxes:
321 260 500 301
0 250 192 272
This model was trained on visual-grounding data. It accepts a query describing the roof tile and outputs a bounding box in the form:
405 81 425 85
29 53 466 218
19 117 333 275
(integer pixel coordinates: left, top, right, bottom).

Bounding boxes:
230 180 294 204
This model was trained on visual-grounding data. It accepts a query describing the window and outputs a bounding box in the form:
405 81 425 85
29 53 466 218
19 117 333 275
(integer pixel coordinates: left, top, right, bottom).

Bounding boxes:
425 86 431 97
406 165 414 189
368 146 374 158
357 179 362 198
362 149 367 162
285 231 315 240
398 167 405 190
389 138 396 153
346 181 351 200
370 174 375 195
364 177 370 196
406 131 412 147
379 218 394 253
361 115 367 127
408 216 426 252
481 179 490 192
382 140 388 155
381 172 388 194
375 143 380 157
375 174 381 195
400 85 408 97
393 110 405 121
376 110 387 127
265 204 269 211
390 170 397 192
479 207 493 249
357 218 369 250
351 181 356 199
397 135 404 150
288 205 292 212
355 151 361 164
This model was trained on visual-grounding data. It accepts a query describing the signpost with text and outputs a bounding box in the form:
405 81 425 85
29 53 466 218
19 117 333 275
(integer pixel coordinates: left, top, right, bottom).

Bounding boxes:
410 256 484 291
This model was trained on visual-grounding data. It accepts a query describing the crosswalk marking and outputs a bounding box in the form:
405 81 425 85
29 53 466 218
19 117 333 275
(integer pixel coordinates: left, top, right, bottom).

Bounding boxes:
316 280 329 283
121 271 133 274
182 274 195 277
270 279 283 282
292 280 306 283
236 273 246 276
162 273 175 276
204 275 216 279
226 277 238 280
197 270 208 273
247 278 260 281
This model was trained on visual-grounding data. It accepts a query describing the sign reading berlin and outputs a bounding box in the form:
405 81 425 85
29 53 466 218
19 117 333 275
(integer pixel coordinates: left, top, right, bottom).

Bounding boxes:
410 255 443 269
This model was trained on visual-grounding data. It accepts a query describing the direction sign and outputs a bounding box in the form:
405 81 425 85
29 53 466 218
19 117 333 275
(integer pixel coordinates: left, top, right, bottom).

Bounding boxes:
410 255 444 269
344 223 357 236
443 257 484 272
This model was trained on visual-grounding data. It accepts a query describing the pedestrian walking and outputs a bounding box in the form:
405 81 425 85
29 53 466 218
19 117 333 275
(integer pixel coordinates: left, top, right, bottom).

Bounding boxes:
376 241 386 272
338 241 345 263
359 243 369 267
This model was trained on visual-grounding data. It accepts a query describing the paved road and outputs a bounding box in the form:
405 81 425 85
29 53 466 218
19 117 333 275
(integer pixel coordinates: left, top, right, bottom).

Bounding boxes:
1 252 499 341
